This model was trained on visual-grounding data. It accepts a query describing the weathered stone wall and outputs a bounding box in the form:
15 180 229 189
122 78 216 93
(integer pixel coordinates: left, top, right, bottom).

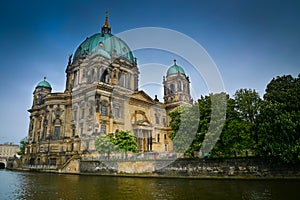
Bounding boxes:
80 160 118 174
79 160 173 174
60 158 80 174
155 158 300 177
79 158 300 177
118 162 155 173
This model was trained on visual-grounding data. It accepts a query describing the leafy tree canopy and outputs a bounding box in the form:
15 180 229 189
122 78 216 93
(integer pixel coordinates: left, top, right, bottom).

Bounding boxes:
256 74 300 163
17 136 27 155
95 130 138 159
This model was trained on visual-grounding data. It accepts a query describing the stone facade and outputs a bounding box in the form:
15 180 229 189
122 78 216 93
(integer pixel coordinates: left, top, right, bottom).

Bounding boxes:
23 13 192 168
0 142 19 158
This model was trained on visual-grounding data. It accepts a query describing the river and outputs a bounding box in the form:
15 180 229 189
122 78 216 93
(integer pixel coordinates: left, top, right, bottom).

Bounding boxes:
0 170 300 200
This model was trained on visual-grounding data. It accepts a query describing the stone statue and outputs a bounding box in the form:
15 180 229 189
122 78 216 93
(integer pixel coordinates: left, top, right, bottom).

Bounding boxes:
68 54 73 65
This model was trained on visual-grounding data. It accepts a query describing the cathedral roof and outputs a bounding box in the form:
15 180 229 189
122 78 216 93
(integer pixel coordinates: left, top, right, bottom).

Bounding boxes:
166 59 185 76
73 11 135 64
36 77 52 89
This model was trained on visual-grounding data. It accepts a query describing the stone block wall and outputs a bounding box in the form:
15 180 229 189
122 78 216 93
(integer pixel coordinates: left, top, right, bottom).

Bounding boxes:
80 160 118 174
79 158 300 177
155 158 300 177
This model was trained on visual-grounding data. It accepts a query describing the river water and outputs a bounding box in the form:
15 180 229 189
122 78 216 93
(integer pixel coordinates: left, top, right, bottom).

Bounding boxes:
0 170 299 200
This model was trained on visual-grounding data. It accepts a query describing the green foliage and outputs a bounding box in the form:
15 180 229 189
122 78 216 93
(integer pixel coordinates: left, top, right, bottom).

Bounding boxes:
234 89 261 123
17 137 27 155
264 75 300 112
169 93 226 157
200 93 227 156
214 89 260 157
95 130 138 159
170 104 199 157
169 106 182 140
113 130 138 154
256 74 300 164
95 135 117 158
169 74 300 164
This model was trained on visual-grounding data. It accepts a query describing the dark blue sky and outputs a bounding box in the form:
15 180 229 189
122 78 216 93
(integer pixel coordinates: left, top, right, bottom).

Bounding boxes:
0 0 299 144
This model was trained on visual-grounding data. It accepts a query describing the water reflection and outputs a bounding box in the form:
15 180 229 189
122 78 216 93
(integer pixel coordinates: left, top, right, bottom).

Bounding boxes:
0 170 300 200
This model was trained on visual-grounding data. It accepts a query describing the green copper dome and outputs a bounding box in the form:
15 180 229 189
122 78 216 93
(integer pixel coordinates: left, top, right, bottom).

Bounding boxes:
73 12 135 64
36 79 52 89
167 59 185 76
73 33 135 64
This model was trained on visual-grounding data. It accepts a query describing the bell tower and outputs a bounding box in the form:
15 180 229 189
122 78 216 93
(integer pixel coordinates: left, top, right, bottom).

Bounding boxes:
163 59 192 112
32 77 52 107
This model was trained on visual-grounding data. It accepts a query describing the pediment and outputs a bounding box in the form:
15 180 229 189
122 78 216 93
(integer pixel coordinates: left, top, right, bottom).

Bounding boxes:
130 90 155 103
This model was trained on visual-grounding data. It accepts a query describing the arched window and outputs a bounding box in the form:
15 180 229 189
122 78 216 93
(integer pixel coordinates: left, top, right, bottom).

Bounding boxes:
55 108 61 118
183 84 186 92
101 125 106 134
170 84 175 93
42 126 47 140
101 105 107 116
123 73 127 87
96 99 100 112
114 107 120 118
155 114 160 124
126 73 131 89
54 126 60 140
101 69 109 83
81 108 85 119
162 117 166 126
178 81 182 91
73 109 77 121
89 105 94 116
82 69 85 78
98 68 102 80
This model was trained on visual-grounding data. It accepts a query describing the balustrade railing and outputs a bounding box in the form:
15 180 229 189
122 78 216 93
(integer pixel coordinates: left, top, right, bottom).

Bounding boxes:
81 152 179 161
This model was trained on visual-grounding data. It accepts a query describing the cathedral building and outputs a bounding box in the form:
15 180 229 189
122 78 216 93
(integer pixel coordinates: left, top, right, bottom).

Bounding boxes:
24 12 192 166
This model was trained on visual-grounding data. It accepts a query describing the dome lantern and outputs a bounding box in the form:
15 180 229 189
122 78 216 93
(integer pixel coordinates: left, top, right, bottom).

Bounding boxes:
36 76 52 89
166 58 185 76
101 10 111 34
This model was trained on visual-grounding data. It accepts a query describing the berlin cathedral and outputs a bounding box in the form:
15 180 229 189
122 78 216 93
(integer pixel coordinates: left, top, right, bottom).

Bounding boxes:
24 12 192 166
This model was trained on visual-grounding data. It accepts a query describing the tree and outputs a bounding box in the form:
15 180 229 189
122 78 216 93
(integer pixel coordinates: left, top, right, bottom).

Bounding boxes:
95 135 117 160
256 101 300 163
113 130 138 159
256 74 300 163
95 130 139 160
264 74 300 112
199 93 226 157
210 89 262 157
169 93 226 158
234 89 261 123
170 104 200 157
17 137 27 155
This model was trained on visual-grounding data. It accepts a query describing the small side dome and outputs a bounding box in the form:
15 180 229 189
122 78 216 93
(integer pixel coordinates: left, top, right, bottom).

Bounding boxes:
167 59 185 76
36 77 52 89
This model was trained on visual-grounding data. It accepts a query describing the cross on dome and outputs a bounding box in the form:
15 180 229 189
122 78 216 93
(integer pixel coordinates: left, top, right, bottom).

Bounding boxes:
101 10 111 34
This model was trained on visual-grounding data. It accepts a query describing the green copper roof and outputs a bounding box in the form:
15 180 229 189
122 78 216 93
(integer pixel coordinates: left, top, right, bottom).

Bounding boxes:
167 64 185 76
73 33 135 64
36 80 52 89
73 12 135 64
